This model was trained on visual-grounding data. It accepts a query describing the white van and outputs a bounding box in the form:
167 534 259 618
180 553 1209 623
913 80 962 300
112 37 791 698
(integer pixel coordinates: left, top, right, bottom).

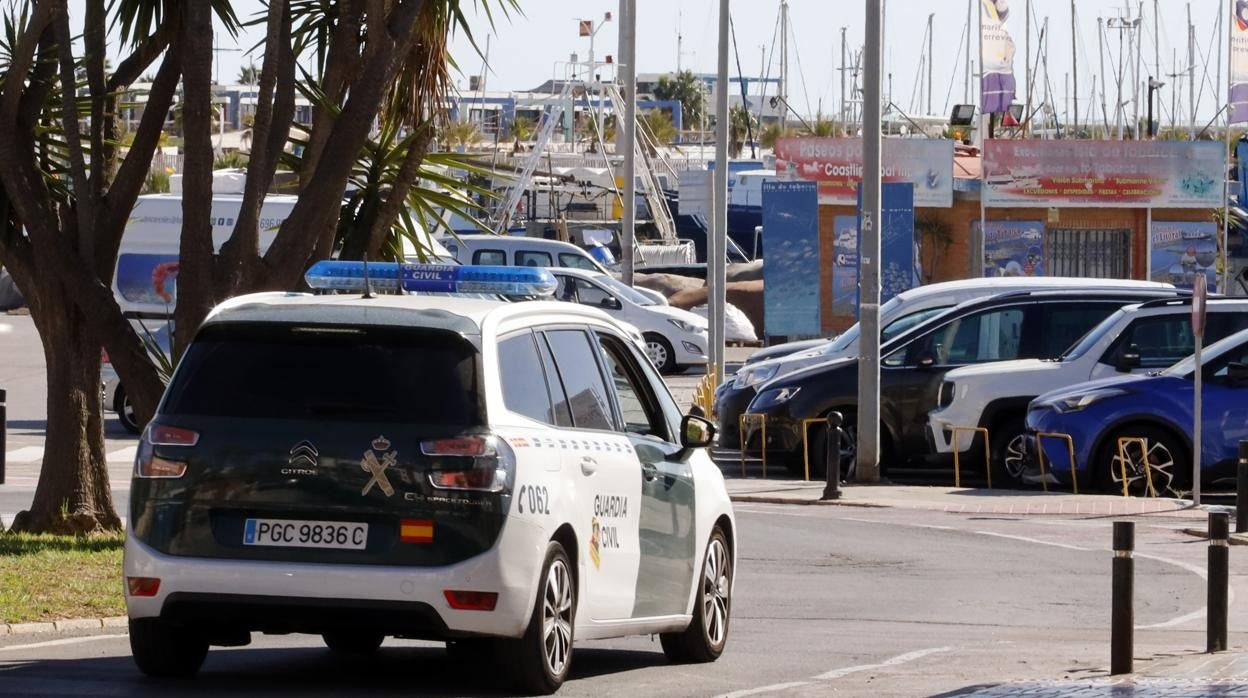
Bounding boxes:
115 194 452 318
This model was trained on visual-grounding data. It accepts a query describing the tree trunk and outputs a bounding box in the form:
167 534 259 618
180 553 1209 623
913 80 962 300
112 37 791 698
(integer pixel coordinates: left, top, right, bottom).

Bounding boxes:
10 279 121 533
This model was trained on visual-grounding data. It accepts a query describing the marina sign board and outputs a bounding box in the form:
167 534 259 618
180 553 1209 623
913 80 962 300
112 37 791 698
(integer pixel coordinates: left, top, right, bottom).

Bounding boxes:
761 180 821 337
983 140 1225 208
773 137 954 208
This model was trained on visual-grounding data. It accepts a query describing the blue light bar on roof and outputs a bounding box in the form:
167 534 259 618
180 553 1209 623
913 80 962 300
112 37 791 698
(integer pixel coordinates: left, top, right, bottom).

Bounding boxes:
304 261 557 297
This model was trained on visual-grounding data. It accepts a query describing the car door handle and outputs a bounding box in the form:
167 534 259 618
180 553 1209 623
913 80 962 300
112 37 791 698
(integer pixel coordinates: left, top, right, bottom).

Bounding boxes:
642 463 659 481
580 456 597 476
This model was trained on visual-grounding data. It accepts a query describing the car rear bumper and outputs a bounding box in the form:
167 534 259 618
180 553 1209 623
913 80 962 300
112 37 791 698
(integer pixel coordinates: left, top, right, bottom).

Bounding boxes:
123 515 548 640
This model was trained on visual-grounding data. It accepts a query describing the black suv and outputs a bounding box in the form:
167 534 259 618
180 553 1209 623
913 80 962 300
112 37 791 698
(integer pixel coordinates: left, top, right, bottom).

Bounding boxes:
741 288 1182 478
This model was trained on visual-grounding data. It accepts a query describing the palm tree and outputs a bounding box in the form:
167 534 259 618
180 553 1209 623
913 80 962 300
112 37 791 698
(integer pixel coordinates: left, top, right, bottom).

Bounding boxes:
803 113 838 137
729 105 755 157
444 120 483 150
639 109 677 146
652 70 706 129
237 62 260 85
508 115 533 152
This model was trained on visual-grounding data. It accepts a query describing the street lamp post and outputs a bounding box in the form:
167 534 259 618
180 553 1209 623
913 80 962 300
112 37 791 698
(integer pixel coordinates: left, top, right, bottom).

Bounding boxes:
1146 77 1164 138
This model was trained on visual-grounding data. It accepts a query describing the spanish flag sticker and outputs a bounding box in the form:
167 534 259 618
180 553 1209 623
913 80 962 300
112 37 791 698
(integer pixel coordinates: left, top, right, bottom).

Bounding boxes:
400 519 434 544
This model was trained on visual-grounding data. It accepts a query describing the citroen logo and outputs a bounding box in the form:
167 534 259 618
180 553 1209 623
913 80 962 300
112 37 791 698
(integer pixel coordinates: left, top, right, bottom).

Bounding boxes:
284 441 319 475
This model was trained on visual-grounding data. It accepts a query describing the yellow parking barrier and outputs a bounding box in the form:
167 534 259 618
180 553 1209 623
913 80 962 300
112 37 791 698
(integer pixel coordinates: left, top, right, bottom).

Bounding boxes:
951 426 992 489
692 365 717 418
1036 432 1078 494
739 413 767 478
1116 437 1157 498
800 418 829 483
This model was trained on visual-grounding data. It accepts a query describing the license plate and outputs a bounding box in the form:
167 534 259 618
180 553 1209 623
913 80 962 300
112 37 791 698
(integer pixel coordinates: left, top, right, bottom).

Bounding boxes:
243 518 369 550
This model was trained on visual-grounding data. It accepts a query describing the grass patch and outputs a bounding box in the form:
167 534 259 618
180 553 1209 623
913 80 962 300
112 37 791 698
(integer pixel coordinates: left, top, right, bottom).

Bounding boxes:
0 532 125 624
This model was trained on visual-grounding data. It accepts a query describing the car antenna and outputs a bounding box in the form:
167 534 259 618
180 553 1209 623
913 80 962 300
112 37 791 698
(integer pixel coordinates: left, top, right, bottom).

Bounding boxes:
361 253 375 299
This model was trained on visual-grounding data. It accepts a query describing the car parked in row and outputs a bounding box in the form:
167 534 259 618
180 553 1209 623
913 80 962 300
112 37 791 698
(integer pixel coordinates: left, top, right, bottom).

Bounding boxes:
1023 327 1248 496
927 297 1248 484
714 277 1175 449
549 268 708 374
738 287 1182 477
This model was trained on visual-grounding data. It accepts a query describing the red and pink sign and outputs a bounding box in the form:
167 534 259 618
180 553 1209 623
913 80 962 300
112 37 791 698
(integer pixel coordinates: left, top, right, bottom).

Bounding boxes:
773 137 954 207
983 140 1224 208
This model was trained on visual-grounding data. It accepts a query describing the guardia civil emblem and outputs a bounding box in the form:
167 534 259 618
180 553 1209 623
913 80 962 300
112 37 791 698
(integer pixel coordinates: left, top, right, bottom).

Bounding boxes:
361 435 397 497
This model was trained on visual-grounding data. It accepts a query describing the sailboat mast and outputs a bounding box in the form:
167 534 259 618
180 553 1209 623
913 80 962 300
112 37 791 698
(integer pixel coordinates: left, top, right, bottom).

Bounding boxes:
1099 17 1108 133
841 27 848 127
1071 0 1078 135
965 0 972 104
927 13 934 115
1025 0 1031 136
1188 3 1195 139
779 0 788 121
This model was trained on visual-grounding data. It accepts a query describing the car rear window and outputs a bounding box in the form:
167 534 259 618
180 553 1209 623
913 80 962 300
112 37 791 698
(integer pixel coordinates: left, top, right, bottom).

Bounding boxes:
161 323 482 426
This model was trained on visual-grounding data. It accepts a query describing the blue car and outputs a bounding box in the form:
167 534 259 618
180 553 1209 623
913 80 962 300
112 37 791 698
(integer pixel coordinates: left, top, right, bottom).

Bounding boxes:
1024 328 1248 496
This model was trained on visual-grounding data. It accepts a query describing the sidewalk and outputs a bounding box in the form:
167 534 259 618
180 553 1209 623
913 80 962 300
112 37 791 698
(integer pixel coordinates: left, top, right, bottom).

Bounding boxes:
726 478 1221 519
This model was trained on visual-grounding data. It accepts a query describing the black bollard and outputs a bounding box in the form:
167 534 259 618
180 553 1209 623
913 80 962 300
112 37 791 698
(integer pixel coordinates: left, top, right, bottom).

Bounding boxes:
821 411 842 501
1209 512 1230 653
1238 442 1248 534
0 387 6 486
1111 521 1134 675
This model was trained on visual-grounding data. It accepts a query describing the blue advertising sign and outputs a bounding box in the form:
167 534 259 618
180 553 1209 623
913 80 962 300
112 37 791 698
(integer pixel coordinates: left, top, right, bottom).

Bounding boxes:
831 215 859 317
115 253 179 307
975 221 1046 277
1150 221 1220 291
761 180 821 337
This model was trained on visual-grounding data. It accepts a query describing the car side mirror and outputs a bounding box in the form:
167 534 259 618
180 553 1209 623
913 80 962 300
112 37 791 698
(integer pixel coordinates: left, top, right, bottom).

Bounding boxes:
600 296 622 311
1116 344 1142 373
1228 362 1248 387
916 351 936 369
680 414 716 450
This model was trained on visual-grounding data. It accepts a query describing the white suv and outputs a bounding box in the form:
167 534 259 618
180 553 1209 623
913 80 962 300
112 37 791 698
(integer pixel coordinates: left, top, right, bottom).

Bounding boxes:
928 297 1248 483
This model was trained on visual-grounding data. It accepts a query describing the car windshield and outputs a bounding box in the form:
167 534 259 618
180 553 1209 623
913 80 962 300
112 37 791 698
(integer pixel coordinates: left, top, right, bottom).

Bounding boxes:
1059 308 1128 361
826 297 950 352
1163 328 1248 377
597 275 657 306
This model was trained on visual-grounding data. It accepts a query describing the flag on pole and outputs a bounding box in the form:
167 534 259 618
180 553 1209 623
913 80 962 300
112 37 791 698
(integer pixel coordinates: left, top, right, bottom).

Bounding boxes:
1231 0 1248 123
980 0 1017 114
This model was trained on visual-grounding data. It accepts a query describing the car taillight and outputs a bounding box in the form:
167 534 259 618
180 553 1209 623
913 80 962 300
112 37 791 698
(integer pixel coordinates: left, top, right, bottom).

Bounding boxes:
149 424 199 446
134 423 196 479
127 577 161 596
443 590 498 611
422 435 513 493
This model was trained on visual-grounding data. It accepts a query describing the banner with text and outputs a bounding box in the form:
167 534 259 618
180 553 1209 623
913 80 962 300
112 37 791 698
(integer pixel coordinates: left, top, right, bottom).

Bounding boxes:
980 0 1017 113
761 181 821 337
831 215 859 317
774 137 954 207
983 140 1224 208
974 221 1046 277
1149 221 1221 291
1232 0 1248 123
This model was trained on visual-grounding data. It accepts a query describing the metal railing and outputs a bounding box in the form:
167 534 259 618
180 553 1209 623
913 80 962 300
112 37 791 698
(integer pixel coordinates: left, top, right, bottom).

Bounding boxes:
1115 437 1157 498
951 426 991 489
739 413 767 477
1035 432 1078 494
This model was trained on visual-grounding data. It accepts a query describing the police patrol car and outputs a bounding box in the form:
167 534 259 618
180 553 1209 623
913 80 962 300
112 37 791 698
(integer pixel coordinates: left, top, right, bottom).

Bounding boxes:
123 262 736 694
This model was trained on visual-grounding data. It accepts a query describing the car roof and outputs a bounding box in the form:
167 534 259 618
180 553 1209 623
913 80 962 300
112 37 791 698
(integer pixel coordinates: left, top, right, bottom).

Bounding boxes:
440 234 591 254
549 267 606 281
879 288 1181 352
890 276 1174 303
202 291 623 337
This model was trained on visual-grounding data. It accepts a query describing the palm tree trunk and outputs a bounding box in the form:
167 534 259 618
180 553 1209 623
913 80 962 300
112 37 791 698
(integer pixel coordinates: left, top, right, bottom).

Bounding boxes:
10 279 121 533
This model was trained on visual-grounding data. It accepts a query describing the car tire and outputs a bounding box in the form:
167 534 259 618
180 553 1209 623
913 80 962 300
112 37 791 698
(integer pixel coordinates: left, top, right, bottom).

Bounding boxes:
129 618 209 679
989 416 1027 487
806 411 860 480
644 333 677 374
1096 425 1186 497
115 387 141 435
321 631 384 654
660 527 732 663
501 541 575 695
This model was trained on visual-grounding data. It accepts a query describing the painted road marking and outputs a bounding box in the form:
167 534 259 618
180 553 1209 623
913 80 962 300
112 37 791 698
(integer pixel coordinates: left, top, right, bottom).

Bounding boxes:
106 446 137 462
0 634 127 653
814 646 953 680
3 447 43 463
716 681 812 697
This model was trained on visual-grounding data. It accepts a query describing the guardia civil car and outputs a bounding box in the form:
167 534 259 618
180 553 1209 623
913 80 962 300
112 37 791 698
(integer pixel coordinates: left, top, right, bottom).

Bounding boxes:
124 263 736 694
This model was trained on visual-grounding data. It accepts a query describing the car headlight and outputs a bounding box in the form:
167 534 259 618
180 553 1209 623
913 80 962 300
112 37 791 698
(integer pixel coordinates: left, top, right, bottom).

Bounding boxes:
733 363 778 389
667 318 704 334
753 386 801 408
937 381 955 409
1052 387 1127 413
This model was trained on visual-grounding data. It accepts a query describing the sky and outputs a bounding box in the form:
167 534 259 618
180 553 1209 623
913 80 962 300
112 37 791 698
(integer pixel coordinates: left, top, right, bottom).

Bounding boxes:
173 1 1232 127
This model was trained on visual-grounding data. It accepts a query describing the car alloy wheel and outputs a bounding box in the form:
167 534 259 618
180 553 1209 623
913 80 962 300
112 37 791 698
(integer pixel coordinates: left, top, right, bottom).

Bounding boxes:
644 333 676 374
1002 434 1028 481
701 535 730 648
542 556 574 677
1106 431 1179 497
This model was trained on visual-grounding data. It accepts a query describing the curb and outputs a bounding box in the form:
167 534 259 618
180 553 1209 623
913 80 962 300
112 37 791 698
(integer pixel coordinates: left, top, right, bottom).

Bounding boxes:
1178 528 1248 546
729 494 887 508
0 616 127 637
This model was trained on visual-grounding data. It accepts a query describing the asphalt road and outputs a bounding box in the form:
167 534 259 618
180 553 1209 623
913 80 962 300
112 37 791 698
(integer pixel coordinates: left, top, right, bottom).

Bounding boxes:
1 503 1241 696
